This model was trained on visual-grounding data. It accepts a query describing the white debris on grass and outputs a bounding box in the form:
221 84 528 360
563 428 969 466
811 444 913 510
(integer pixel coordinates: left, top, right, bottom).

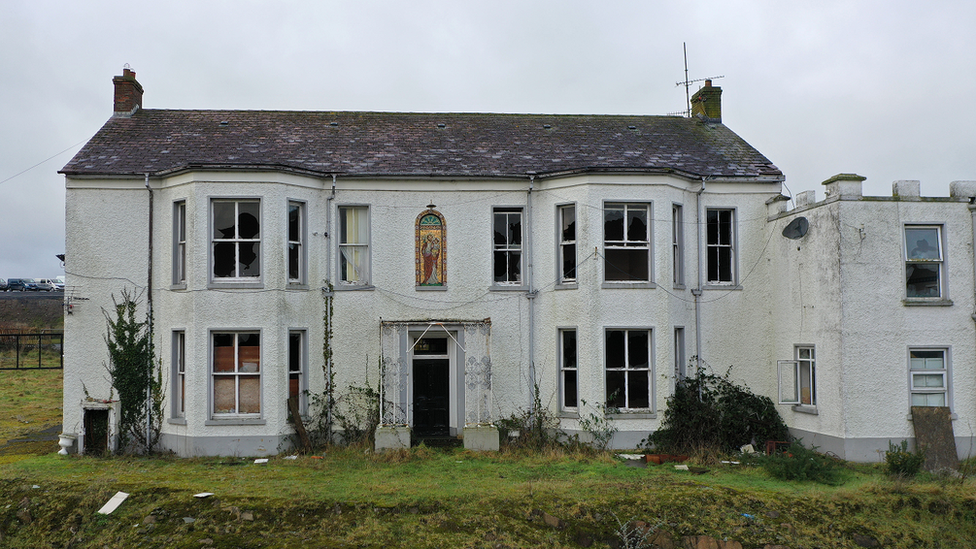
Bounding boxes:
97 492 129 515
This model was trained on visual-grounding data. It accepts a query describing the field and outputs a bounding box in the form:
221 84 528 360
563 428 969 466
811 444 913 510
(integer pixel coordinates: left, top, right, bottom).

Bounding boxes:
1 370 975 548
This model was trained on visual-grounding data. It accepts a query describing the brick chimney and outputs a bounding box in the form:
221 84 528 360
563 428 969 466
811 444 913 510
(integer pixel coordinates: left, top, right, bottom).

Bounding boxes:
690 80 721 122
113 68 143 116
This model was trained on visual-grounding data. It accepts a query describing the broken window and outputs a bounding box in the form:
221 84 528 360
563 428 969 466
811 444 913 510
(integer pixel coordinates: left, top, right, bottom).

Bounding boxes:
706 208 735 284
558 205 577 284
905 225 943 298
338 206 370 285
560 329 578 410
604 203 650 282
212 199 261 279
173 200 186 285
212 332 261 416
910 349 948 407
605 329 651 410
493 208 523 285
288 201 305 284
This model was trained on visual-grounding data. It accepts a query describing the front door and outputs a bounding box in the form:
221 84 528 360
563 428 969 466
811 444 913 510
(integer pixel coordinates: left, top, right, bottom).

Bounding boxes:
412 336 451 437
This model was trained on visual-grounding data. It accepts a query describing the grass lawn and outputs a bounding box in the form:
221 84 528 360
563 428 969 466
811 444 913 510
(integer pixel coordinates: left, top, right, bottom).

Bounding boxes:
1 370 975 548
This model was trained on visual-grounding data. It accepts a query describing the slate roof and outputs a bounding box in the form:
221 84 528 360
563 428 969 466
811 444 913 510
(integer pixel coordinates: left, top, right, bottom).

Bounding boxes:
61 109 782 180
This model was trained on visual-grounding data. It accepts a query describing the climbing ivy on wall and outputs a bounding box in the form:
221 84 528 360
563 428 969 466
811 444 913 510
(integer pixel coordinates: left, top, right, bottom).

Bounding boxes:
103 288 163 453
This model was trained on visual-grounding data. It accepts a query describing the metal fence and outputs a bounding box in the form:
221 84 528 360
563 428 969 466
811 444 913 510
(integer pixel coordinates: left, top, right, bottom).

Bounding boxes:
0 331 64 370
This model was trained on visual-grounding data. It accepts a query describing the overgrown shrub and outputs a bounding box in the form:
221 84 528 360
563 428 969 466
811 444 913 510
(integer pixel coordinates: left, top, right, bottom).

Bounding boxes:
307 381 381 448
885 440 926 478
496 385 562 451
756 441 846 485
647 366 791 455
575 398 618 451
103 289 163 454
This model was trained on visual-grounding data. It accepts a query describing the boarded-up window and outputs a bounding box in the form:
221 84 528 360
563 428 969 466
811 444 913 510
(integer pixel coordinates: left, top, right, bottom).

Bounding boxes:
212 332 261 415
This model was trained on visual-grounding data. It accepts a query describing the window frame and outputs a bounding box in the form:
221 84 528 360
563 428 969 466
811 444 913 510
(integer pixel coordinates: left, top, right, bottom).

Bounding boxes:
171 330 186 420
209 330 263 420
209 197 263 288
287 200 307 287
904 224 947 302
337 205 371 288
672 203 684 288
778 345 817 410
604 328 654 412
673 327 686 380
288 329 307 417
556 204 577 288
491 206 525 289
172 200 186 287
602 202 654 288
908 347 951 409
558 328 578 412
705 207 737 287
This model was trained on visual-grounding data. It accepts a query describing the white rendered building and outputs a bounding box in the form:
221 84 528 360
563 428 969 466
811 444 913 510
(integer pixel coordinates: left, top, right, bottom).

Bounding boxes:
59 69 975 460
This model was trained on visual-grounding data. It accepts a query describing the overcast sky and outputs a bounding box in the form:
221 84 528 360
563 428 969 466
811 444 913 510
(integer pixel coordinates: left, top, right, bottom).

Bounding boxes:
1 0 973 278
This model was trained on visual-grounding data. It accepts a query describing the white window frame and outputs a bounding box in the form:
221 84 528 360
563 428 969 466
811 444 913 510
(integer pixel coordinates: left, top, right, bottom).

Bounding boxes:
904 225 945 300
492 207 524 287
673 327 686 380
173 200 186 287
604 328 654 411
210 331 262 418
288 329 307 417
210 198 262 287
287 200 306 286
778 345 816 407
559 328 578 412
171 331 185 419
603 202 652 286
705 208 736 286
557 204 577 286
672 203 684 287
337 205 371 287
909 347 950 408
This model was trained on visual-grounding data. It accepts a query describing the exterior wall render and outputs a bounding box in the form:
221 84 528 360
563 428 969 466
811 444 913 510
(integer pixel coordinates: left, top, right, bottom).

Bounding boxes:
769 193 976 461
63 183 150 447
71 168 976 461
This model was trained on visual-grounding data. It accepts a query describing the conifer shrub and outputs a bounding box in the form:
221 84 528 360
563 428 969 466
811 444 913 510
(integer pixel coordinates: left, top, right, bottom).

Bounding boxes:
885 440 926 478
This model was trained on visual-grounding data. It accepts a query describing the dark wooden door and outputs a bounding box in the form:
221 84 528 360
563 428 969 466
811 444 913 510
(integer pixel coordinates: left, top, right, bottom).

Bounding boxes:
413 358 450 437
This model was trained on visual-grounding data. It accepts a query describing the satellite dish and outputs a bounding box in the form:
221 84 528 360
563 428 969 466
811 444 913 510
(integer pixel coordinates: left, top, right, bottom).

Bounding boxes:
782 217 809 240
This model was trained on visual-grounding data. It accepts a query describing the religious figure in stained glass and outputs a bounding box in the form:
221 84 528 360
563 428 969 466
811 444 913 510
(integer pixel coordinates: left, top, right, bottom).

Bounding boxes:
416 208 446 287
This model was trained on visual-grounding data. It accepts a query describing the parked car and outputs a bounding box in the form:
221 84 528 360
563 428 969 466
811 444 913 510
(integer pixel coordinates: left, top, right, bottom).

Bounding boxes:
7 278 35 291
0 278 7 291
54 276 65 291
34 279 57 292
